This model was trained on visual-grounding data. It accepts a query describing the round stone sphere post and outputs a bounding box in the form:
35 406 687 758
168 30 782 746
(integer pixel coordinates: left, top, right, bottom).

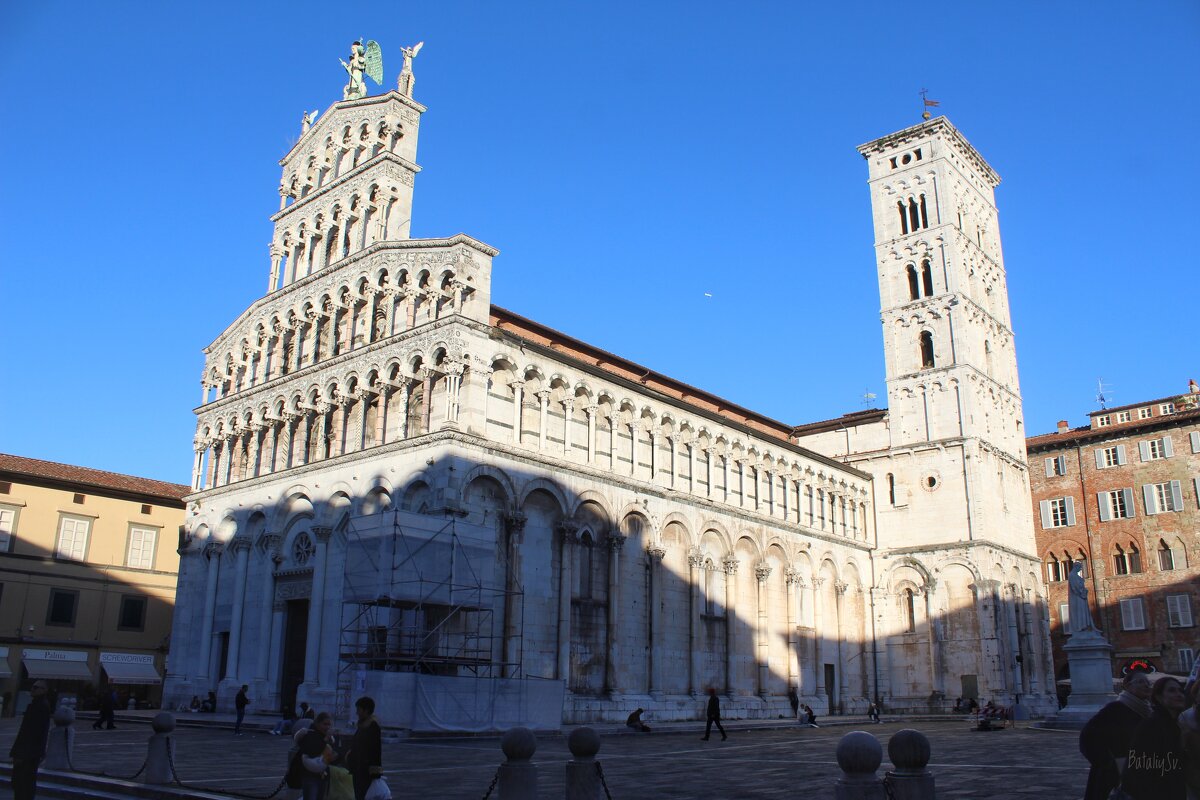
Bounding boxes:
143 712 176 785
884 729 935 800
834 731 885 800
565 727 601 800
44 707 75 770
498 726 538 800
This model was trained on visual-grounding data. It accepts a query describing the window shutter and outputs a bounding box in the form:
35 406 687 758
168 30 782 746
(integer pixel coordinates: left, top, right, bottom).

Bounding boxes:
1121 600 1133 630
1139 441 1151 461
1162 436 1174 458
1169 480 1183 512
1123 488 1136 518
1134 600 1145 629
1181 598 1194 628
1094 449 1105 469
1117 445 1127 465
1056 456 1067 475
1039 500 1052 528
1143 484 1158 515
1191 431 1200 453
1065 496 1077 526
0 508 12 552
1098 493 1111 522
1045 458 1055 478
1195 478 1200 509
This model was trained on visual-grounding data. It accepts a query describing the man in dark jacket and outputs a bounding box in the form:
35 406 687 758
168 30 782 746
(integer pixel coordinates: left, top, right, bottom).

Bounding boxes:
10 681 52 800
234 684 251 736
1079 670 1152 800
701 687 727 741
93 684 117 730
346 696 383 800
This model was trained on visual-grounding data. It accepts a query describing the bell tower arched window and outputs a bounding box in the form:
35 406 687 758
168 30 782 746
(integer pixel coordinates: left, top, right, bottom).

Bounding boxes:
903 588 917 632
906 266 920 300
919 331 935 369
897 201 909 235
921 259 934 296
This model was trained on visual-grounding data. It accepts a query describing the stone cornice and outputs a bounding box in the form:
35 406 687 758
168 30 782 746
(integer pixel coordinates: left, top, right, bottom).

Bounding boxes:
878 538 1039 564
857 116 1000 188
271 151 421 223
280 91 427 165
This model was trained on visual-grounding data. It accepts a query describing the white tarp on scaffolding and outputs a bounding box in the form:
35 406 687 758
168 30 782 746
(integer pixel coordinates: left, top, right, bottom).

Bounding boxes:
364 672 564 732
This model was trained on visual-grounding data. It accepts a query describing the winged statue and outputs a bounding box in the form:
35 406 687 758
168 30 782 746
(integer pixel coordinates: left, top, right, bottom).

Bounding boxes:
341 40 383 101
398 41 424 98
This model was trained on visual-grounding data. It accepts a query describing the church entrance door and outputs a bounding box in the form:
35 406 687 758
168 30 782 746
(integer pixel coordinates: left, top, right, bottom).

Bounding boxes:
824 663 836 715
280 599 309 712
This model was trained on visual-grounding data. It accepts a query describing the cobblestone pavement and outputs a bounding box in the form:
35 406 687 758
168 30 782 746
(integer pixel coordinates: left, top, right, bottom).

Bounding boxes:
0 719 1086 799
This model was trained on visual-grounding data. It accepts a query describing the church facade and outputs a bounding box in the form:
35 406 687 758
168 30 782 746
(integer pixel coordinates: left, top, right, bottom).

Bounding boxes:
164 70 1057 727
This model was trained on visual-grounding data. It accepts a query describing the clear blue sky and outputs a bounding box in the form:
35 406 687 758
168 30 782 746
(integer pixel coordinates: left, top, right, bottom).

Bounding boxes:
1 1 1196 483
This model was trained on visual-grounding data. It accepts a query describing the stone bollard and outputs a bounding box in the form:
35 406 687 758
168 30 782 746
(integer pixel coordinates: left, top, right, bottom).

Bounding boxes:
565 727 601 800
834 731 885 800
44 707 75 770
143 712 176 785
885 729 935 800
498 726 538 800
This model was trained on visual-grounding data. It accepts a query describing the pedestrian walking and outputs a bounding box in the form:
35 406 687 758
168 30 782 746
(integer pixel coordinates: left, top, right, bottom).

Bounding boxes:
868 701 881 723
787 687 800 720
93 685 117 730
1079 670 1152 800
10 681 52 800
346 696 383 800
234 684 251 736
700 688 727 741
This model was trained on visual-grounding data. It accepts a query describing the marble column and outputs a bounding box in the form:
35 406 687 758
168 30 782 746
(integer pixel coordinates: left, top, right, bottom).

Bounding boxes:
723 556 739 696
302 527 332 686
503 513 527 673
562 399 574 457
605 534 625 694
687 547 703 695
925 586 945 696
195 542 224 687
255 533 282 683
443 365 463 429
556 522 577 684
812 578 826 699
191 447 204 491
871 587 892 704
509 381 524 445
628 422 640 478
224 537 252 682
785 569 801 693
537 390 550 450
834 581 849 711
648 546 666 695
585 405 598 463
755 563 772 697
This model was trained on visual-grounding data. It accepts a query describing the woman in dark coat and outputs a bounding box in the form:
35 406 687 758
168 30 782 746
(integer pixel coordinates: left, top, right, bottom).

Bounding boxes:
346 696 383 800
1079 670 1153 800
1121 676 1189 800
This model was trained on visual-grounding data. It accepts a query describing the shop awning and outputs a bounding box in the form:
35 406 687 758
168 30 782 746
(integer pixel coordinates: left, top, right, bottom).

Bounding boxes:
100 660 162 685
23 658 94 681
0 662 12 679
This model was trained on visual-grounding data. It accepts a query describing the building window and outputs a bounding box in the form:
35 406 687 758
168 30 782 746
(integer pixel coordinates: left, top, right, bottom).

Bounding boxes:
126 527 157 570
1039 497 1076 528
902 589 917 632
1059 602 1071 634
906 266 920 301
1045 557 1062 583
1137 407 1152 420
1161 402 1176 414
1044 456 1067 477
118 595 148 631
1140 437 1173 461
887 473 896 506
1120 598 1146 631
72 493 85 504
921 259 934 296
1096 415 1111 428
1144 480 1183 515
1182 649 1197 674
1099 488 1135 521
919 331 935 369
1166 594 1194 628
1096 445 1127 468
46 589 79 626
56 517 90 560
0 506 16 552
1116 411 1131 423
1158 540 1176 571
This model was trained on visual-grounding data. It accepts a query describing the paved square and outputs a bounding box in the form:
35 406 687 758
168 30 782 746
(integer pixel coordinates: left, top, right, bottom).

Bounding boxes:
1 719 1087 798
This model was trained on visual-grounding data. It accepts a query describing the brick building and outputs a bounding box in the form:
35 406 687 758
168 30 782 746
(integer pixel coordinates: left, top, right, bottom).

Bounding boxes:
1027 382 1200 689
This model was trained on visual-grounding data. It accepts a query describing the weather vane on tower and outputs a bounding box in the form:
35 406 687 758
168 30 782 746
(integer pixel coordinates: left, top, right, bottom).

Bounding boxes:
920 88 940 120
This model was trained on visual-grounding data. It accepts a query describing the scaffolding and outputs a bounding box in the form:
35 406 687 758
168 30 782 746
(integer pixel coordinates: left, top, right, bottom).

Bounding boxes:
335 507 527 727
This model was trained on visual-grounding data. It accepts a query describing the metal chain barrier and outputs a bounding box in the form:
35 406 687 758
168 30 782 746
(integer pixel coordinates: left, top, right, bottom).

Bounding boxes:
882 773 897 800
164 735 289 800
63 744 147 782
480 766 501 800
595 760 614 800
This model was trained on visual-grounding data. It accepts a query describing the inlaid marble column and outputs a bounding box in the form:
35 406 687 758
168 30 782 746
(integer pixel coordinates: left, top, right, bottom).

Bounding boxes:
561 399 574 457
754 563 772 697
608 416 620 472
584 405 598 463
647 546 666 695
604 534 625 694
556 522 577 684
705 449 714 498
395 381 411 439
420 369 433 433
268 244 283 292
255 533 282 683
195 541 224 686
785 568 801 694
721 452 730 502
191 446 204 491
687 439 698 494
667 435 679 488
249 428 264 477
224 537 252 681
537 390 551 450
382 290 397 337
371 387 388 447
278 415 294 470
723 556 739 695
834 581 849 710
302 527 332 685
648 431 658 483
509 381 524 445
687 547 703 695
627 422 640 478
443 365 463 429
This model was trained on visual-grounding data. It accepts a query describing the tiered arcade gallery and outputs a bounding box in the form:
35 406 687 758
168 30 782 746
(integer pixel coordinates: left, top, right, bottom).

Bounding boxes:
166 84 1056 730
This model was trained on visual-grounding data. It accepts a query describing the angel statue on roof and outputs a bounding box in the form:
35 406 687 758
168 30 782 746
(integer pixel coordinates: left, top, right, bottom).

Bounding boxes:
398 41 423 98
341 40 383 101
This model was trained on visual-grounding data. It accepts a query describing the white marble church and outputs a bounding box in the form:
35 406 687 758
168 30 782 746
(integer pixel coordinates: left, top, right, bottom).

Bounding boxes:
164 53 1058 729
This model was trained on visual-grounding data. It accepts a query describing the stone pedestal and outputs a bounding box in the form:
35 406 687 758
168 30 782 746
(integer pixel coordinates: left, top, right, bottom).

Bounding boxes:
1053 631 1115 728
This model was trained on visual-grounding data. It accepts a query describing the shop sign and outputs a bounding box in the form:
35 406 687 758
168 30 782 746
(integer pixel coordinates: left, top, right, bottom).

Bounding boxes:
21 649 88 662
100 653 155 665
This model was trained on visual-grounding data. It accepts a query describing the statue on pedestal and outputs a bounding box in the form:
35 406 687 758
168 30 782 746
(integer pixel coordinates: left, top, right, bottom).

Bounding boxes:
341 40 383 101
398 41 424 98
1068 562 1098 634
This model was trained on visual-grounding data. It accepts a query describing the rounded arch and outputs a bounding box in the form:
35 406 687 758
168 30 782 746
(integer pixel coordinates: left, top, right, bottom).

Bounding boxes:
460 464 517 504
517 477 569 515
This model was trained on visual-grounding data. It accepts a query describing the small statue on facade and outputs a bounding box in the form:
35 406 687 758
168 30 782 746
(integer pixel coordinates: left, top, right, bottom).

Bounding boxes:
398 41 424 98
301 109 318 134
1068 561 1098 634
341 40 383 101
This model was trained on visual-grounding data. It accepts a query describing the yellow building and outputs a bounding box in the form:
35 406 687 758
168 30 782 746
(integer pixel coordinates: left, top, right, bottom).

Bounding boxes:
0 454 187 714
